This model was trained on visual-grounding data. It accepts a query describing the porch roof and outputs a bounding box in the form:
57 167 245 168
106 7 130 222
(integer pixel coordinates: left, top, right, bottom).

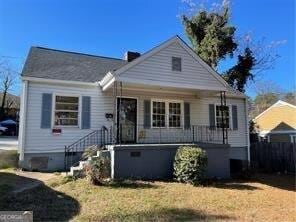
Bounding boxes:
99 75 246 98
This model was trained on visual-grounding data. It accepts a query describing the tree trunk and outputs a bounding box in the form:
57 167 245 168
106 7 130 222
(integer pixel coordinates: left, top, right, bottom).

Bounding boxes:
0 90 7 120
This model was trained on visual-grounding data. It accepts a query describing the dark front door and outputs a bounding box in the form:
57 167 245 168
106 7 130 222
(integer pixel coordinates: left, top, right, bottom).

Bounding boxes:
117 98 137 143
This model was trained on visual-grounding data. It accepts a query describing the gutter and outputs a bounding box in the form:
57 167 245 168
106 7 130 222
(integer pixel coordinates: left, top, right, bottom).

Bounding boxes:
22 76 98 87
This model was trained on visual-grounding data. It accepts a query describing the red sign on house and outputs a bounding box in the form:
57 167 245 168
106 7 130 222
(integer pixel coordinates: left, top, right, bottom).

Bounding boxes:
52 128 62 135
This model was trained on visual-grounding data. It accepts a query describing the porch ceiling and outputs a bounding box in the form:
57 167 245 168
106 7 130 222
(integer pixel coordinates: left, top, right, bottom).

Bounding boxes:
103 81 224 97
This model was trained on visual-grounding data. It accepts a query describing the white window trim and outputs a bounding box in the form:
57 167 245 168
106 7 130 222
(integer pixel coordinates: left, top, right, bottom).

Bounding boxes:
168 101 183 128
151 99 184 129
214 103 233 130
52 93 81 128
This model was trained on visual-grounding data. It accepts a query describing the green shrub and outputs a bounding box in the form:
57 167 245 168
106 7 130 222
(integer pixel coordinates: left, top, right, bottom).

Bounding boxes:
0 150 19 169
173 146 208 185
84 156 110 185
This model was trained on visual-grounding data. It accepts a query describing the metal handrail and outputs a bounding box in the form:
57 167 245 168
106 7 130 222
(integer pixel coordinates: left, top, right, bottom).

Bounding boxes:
65 130 100 153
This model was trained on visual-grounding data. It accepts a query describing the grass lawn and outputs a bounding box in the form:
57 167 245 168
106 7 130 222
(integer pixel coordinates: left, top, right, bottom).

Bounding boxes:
0 170 295 221
0 150 18 169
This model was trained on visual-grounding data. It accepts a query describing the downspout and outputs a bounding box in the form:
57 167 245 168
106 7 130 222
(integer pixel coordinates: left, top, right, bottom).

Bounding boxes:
18 80 28 163
245 97 251 165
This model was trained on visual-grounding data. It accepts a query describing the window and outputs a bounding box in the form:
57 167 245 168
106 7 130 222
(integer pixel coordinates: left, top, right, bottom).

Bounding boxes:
216 105 231 128
169 102 181 127
152 100 182 128
172 57 182 71
55 96 79 126
152 101 166 127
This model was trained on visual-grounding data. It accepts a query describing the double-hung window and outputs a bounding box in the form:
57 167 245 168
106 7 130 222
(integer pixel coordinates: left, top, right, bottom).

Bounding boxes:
169 102 181 127
152 100 182 128
215 105 230 128
55 96 79 126
152 101 166 127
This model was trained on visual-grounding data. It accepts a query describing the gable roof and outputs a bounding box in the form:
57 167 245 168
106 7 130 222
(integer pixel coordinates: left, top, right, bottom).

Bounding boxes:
99 35 245 97
22 47 127 82
111 35 228 88
21 36 245 98
254 100 296 120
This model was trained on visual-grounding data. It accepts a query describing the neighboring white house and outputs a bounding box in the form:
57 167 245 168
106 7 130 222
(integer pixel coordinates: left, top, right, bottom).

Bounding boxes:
18 36 250 177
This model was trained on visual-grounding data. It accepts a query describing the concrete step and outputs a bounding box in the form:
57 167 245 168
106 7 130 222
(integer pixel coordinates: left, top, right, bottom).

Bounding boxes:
79 160 90 168
65 150 110 178
68 161 87 177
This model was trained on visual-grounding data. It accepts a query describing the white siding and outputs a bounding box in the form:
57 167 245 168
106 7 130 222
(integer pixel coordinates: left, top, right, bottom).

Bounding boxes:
191 97 247 147
23 83 247 155
121 90 248 148
119 42 225 90
24 82 113 153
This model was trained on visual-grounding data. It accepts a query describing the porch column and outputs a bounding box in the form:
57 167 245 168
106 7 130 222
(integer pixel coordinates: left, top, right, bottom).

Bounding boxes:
220 91 228 144
112 81 118 144
113 81 123 145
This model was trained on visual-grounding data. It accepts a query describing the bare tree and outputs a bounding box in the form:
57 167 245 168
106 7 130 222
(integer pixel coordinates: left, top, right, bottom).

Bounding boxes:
0 60 17 119
253 80 283 95
237 33 286 76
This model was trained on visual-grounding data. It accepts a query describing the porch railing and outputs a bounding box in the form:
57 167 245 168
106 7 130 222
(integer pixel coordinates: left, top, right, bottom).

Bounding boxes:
114 124 224 145
64 124 224 170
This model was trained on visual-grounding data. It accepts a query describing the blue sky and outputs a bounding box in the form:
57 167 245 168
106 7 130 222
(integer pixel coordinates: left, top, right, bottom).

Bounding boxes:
0 0 295 97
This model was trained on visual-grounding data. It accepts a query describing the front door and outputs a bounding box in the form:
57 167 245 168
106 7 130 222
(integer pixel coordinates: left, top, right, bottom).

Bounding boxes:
117 98 137 143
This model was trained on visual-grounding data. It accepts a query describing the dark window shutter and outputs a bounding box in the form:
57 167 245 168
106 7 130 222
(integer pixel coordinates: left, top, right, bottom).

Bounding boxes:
41 93 52 129
232 105 238 130
81 96 91 129
209 104 215 129
184 102 190 129
144 100 151 129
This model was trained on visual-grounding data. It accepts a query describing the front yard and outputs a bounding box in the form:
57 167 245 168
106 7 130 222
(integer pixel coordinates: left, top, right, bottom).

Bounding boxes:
0 169 295 221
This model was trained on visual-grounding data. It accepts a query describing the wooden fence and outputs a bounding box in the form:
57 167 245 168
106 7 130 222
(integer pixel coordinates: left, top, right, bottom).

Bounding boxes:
250 142 296 174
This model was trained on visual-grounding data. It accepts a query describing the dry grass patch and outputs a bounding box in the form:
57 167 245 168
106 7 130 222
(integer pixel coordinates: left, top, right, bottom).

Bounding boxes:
54 174 295 221
0 172 295 221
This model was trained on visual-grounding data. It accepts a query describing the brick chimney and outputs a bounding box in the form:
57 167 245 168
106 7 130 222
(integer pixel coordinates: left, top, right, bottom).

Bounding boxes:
124 51 141 62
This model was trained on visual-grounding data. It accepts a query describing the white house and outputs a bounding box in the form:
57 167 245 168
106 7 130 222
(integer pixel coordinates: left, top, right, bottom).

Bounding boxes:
18 36 250 178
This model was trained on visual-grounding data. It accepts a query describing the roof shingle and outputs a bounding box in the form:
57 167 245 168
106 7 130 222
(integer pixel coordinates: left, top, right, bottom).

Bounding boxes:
21 47 127 82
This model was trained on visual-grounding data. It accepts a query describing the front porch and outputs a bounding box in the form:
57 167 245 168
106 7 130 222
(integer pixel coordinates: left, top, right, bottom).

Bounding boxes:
102 80 230 146
65 81 233 174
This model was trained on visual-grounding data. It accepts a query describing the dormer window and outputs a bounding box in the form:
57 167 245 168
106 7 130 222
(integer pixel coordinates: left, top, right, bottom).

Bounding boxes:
172 57 182 71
